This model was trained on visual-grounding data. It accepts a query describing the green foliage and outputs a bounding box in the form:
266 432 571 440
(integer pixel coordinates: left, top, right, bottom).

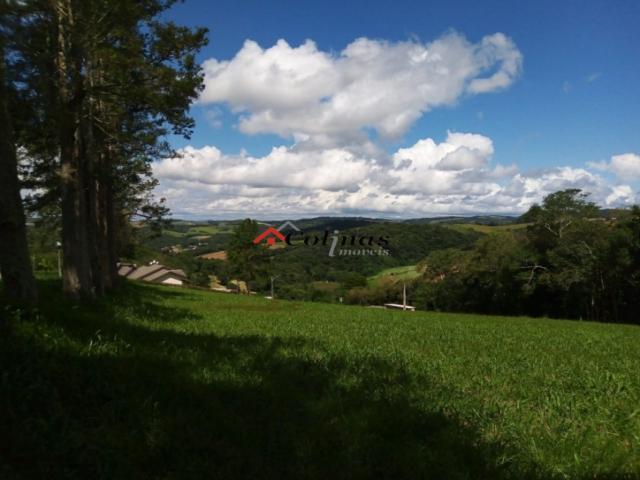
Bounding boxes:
524 189 599 241
132 195 640 324
4 0 208 297
227 219 270 288
1 280 639 478
412 191 640 323
265 222 477 300
338 271 368 289
368 265 419 285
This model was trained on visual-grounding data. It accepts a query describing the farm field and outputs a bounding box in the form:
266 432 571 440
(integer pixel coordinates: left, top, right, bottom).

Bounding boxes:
2 280 639 479
161 224 233 238
368 265 420 285
446 223 532 234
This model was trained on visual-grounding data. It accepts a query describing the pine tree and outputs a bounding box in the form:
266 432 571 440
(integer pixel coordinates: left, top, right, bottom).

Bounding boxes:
0 25 37 305
5 0 207 298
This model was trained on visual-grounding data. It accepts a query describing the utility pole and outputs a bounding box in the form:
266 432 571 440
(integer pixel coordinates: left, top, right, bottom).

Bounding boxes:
56 241 62 278
270 274 280 299
403 282 407 311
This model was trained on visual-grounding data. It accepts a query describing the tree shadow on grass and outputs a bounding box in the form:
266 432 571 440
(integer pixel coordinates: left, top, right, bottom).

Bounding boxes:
1 283 628 479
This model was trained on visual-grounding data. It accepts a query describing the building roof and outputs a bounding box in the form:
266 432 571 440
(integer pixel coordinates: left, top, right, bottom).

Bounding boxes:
117 263 136 277
144 268 187 282
117 262 188 285
125 264 166 280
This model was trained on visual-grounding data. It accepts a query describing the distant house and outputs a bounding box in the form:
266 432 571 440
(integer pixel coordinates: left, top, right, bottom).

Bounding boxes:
117 262 187 286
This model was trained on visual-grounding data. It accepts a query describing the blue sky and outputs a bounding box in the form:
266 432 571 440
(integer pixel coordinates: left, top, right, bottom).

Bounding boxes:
155 0 640 218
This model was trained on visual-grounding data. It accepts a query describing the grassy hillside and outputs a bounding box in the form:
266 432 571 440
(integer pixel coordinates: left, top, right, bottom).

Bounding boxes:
3 281 639 478
403 215 519 225
446 223 531 234
368 265 420 285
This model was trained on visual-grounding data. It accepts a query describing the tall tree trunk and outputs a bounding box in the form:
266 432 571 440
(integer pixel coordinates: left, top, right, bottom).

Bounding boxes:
55 0 93 298
90 60 113 292
95 149 118 290
96 169 112 290
0 40 37 306
105 174 119 286
83 116 103 296
83 60 103 296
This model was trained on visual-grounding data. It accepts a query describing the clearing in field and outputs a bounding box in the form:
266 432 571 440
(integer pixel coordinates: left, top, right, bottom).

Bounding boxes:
368 265 420 285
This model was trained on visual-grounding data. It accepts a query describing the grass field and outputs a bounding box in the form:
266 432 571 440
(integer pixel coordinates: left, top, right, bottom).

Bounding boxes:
186 225 232 236
2 280 639 479
161 225 232 238
368 265 420 285
447 223 531 234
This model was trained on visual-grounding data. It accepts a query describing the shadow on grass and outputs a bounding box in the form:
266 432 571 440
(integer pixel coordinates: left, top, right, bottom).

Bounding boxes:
1 281 626 479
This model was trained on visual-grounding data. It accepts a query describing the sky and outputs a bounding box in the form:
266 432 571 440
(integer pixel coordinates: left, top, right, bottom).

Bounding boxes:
153 0 640 219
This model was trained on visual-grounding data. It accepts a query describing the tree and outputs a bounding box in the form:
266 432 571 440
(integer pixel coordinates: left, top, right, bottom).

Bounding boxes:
5 0 207 298
227 220 270 291
524 189 608 320
339 272 367 290
525 189 599 241
0 23 37 305
467 233 535 315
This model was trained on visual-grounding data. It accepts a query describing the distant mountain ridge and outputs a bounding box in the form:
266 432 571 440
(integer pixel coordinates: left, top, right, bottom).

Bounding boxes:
166 215 521 230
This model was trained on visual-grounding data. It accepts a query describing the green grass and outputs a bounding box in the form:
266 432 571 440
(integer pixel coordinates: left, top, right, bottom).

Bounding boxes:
159 229 186 238
186 225 231 236
150 225 231 239
447 223 531 234
369 265 420 285
2 280 639 479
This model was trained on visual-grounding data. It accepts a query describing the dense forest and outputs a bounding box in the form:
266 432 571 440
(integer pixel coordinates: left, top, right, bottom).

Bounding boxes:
412 190 640 324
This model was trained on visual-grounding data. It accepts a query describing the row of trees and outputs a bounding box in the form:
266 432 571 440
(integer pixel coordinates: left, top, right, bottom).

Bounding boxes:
413 190 640 323
0 0 207 304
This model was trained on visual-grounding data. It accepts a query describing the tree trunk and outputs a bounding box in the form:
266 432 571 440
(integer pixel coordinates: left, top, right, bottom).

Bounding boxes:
55 0 94 298
0 41 38 306
83 62 103 297
105 177 119 286
91 62 114 292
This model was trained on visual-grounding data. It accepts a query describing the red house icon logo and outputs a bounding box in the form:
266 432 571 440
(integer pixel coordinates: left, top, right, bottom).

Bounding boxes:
253 227 286 246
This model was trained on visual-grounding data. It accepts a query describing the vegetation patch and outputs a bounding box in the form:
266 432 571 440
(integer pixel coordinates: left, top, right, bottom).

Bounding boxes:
2 280 639 478
368 265 420 285
446 223 531 234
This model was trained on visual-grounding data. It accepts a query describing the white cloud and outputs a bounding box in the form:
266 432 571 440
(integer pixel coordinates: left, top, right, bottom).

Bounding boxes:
387 132 504 194
151 34 638 218
154 145 375 191
589 153 640 180
153 135 637 218
606 185 635 206
199 32 522 143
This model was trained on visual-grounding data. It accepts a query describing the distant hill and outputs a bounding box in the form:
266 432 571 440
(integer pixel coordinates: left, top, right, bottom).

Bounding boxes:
402 215 519 225
167 215 520 228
